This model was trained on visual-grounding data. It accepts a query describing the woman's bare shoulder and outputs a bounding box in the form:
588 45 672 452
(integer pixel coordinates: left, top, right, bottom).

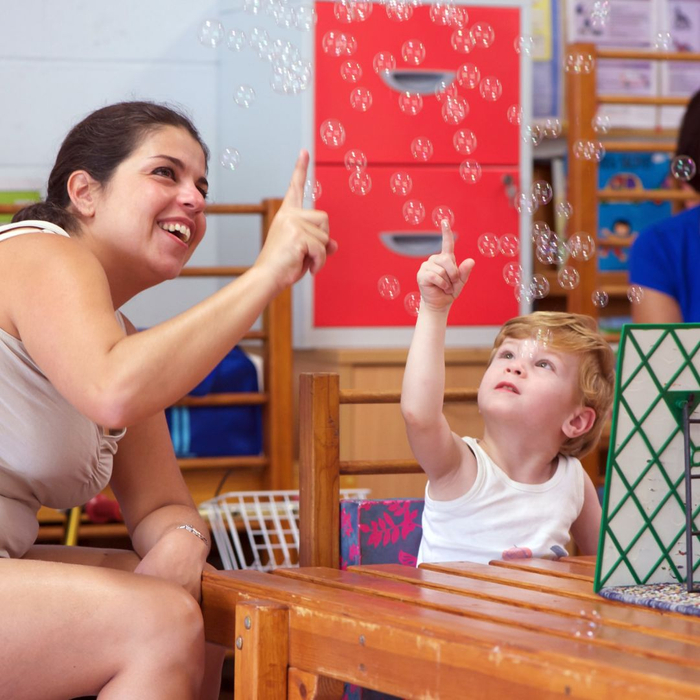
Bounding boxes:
0 233 110 336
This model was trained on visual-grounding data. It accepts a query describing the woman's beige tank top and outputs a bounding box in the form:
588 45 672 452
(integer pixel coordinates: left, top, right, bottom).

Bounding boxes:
0 221 126 558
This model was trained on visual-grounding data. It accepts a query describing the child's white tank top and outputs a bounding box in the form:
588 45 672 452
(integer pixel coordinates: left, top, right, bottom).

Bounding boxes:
417 436 585 566
0 221 126 558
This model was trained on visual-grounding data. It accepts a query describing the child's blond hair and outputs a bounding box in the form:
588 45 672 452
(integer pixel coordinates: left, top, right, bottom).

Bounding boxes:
489 311 616 458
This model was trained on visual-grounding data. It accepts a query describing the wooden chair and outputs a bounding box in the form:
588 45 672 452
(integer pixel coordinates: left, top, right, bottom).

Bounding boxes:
0 199 295 545
298 372 477 568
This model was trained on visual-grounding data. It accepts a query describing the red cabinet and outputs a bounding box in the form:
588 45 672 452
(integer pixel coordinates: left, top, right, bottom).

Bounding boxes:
312 1 524 331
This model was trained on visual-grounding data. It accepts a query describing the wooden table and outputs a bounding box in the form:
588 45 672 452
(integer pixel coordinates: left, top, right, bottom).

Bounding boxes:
202 556 700 699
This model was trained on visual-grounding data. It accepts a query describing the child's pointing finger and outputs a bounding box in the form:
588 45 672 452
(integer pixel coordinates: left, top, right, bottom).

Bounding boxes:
440 218 454 256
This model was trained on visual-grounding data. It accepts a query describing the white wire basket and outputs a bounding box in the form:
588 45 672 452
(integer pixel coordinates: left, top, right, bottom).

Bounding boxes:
200 489 370 571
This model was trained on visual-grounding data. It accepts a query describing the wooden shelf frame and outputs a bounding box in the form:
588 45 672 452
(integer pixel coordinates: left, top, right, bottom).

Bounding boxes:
565 42 700 319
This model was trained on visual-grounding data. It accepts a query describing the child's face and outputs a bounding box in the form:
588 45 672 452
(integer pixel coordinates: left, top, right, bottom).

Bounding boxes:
478 335 584 436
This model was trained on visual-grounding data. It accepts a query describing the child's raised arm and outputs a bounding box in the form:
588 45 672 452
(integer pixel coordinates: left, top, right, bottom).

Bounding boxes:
401 221 475 489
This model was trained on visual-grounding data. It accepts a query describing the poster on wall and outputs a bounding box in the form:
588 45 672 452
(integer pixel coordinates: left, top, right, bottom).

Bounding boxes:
566 0 656 128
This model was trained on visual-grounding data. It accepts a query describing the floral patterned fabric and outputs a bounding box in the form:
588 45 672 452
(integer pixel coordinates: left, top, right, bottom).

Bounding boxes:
340 499 424 570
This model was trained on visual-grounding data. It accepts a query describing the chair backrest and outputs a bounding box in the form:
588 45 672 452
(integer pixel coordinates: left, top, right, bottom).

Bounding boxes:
298 372 478 568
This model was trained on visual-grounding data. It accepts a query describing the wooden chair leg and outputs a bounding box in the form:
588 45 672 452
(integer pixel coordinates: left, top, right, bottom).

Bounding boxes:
234 600 288 700
287 668 345 699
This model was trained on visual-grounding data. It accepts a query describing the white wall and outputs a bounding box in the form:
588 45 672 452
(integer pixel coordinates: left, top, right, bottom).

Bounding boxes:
0 0 310 327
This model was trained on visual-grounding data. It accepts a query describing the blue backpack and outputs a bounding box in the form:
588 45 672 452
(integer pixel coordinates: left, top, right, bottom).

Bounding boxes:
165 347 262 457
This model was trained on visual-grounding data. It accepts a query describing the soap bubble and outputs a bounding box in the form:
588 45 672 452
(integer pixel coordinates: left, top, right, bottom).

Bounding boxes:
348 170 372 195
535 231 565 265
431 2 467 27
627 285 645 304
529 274 550 299
249 27 270 54
671 156 697 182
531 180 553 206
244 0 263 14
459 160 482 184
303 178 322 202
477 233 500 258
294 4 316 30
654 31 673 51
220 147 241 171
349 87 373 112
234 85 256 108
386 0 413 22
592 114 611 135
515 192 537 215
390 171 412 196
340 60 363 83
431 205 455 228
543 117 562 139
198 19 225 48
499 233 519 257
503 262 522 286
411 137 434 162
401 39 426 65
456 63 481 90
556 201 573 220
521 124 544 146
226 29 247 52
565 51 594 74
471 22 495 49
453 129 477 155
557 266 580 290
435 79 459 103
321 30 357 57
573 139 605 162
592 290 609 308
479 76 503 101
344 149 367 171
403 199 425 225
451 28 475 54
398 91 424 116
404 291 421 316
531 221 551 243
514 35 534 55
442 97 469 125
334 0 373 23
507 104 523 126
567 232 596 261
378 275 401 300
373 51 396 74
320 119 346 148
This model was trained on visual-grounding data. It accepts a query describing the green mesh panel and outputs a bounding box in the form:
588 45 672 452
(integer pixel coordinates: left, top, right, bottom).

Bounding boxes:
594 324 700 592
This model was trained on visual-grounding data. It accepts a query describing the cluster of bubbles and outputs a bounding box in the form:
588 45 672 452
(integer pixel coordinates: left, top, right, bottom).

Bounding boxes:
198 6 688 317
198 13 314 168
378 275 422 317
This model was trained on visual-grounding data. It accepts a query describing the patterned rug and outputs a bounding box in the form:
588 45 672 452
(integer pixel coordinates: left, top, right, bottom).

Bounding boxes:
599 583 700 617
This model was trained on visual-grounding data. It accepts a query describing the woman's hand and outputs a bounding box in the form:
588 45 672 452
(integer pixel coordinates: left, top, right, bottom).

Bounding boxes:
134 528 208 602
417 220 475 312
254 150 337 292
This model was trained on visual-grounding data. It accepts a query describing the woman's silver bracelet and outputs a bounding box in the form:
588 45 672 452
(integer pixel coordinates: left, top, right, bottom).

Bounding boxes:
176 524 210 547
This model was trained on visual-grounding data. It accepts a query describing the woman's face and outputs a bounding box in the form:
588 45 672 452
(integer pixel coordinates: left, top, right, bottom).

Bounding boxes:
89 125 209 284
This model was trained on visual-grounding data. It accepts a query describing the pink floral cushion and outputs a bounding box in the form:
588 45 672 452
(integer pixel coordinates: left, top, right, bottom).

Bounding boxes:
340 499 424 570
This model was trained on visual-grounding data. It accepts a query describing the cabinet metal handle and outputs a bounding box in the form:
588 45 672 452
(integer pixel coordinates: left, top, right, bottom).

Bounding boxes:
379 231 459 257
379 69 456 95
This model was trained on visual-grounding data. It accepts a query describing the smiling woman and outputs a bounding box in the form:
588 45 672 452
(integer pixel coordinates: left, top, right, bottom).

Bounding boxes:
0 101 335 700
